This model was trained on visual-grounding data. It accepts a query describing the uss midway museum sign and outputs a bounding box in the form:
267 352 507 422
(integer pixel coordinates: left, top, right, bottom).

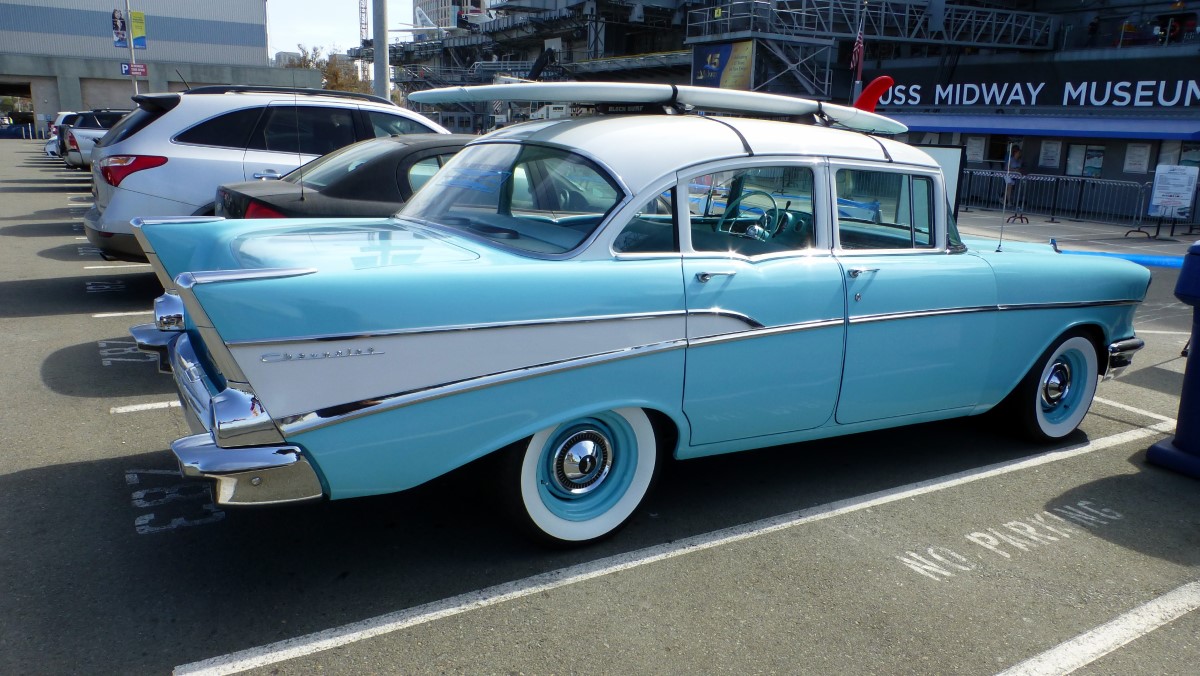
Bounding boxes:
869 58 1200 111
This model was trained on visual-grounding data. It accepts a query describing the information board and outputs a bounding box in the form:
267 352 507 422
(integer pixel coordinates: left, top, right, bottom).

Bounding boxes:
1148 164 1199 220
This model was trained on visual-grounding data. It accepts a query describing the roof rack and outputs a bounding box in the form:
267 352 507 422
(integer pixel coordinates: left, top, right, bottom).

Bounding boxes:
183 85 395 107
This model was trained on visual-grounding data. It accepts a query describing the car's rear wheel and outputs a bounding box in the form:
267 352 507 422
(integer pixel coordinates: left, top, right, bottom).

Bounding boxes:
505 408 658 545
1010 332 1099 441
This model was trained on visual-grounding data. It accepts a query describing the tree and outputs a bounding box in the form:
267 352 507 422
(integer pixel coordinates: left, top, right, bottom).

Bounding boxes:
287 44 372 95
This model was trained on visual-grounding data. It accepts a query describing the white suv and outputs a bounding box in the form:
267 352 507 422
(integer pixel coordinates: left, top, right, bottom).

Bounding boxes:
84 86 449 261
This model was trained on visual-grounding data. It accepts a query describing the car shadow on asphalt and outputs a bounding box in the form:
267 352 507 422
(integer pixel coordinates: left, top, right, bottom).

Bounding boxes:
0 184 90 193
1047 450 1200 567
25 206 91 221
41 336 177 397
36 241 119 263
0 220 81 237
0 272 161 317
0 415 1072 673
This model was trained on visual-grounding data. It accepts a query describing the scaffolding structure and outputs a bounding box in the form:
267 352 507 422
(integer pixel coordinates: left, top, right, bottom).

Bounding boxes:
350 0 1058 123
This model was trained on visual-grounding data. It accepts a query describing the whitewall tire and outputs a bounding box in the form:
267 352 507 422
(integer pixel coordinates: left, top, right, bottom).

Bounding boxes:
1014 333 1099 441
507 408 658 545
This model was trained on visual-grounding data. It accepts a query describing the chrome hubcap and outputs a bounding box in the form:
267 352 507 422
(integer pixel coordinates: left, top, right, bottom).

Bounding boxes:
1041 360 1072 408
551 429 613 495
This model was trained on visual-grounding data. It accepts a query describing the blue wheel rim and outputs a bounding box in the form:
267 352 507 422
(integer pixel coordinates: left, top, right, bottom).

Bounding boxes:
535 413 639 522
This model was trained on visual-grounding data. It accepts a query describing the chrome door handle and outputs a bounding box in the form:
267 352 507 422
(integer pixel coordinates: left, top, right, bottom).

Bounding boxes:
848 268 879 278
696 271 737 283
253 171 282 180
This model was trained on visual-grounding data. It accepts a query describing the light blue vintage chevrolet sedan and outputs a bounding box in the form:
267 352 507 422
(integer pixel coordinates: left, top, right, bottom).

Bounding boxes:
131 84 1149 545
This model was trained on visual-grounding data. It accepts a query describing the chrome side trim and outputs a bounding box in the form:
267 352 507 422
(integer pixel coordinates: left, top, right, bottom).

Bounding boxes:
998 299 1142 312
849 305 996 325
1105 337 1145 379
848 299 1143 326
132 216 225 227
279 339 688 435
226 309 763 348
171 433 324 506
689 317 844 347
176 267 318 288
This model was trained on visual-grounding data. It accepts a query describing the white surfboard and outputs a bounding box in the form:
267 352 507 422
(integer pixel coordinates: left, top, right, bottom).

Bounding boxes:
408 82 908 135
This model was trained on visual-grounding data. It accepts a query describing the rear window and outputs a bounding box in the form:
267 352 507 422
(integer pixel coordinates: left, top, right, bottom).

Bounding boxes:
283 138 394 189
75 111 128 129
175 108 264 149
367 111 437 137
98 109 165 147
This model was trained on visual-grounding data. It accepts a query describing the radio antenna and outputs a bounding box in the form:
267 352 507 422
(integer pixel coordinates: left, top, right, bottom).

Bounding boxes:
996 141 1013 252
175 69 190 90
292 70 306 201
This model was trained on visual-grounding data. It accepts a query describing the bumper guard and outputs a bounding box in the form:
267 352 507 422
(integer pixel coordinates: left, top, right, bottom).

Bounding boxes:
1105 337 1145 380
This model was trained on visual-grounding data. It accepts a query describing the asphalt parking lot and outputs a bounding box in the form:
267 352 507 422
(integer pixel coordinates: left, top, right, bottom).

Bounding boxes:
1 138 1198 675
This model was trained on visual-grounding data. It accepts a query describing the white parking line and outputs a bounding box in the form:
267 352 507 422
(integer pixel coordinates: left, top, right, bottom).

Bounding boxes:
174 404 1175 676
996 580 1200 676
1093 397 1176 424
110 401 180 414
92 310 152 318
84 264 151 269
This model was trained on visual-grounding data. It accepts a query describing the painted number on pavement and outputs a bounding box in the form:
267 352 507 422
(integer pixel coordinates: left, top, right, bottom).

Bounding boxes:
98 338 155 366
126 469 225 534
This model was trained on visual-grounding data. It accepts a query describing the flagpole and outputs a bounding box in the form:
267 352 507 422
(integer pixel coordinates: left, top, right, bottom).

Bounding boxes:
850 1 867 103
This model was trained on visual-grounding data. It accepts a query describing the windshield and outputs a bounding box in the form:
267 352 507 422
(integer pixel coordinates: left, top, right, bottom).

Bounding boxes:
398 143 624 255
284 138 395 190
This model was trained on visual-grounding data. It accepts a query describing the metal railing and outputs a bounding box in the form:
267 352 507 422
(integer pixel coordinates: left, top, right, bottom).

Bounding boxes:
960 170 1150 227
687 0 1055 49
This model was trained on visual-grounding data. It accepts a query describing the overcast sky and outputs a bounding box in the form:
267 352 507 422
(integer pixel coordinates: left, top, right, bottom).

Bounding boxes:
266 0 416 56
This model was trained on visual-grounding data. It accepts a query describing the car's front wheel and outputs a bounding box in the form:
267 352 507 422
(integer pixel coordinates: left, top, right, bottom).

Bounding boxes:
1011 332 1100 441
505 408 658 545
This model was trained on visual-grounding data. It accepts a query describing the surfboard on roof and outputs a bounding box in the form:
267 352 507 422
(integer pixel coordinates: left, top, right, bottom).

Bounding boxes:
407 82 908 135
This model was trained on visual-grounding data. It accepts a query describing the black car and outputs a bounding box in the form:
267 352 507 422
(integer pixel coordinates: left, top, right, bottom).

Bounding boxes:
216 133 475 218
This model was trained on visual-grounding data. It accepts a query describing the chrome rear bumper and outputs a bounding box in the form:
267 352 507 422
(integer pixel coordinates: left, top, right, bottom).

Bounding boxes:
172 434 324 506
133 326 325 506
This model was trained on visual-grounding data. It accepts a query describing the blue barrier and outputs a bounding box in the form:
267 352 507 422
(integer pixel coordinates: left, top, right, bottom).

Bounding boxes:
1059 249 1184 269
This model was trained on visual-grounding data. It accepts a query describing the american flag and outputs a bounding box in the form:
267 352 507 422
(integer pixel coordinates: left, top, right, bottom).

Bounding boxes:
850 30 864 81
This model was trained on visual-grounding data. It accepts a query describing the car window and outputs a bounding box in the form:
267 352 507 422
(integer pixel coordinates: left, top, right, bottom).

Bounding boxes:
283 138 396 189
367 111 437 137
399 143 623 255
406 153 455 193
175 107 263 149
835 168 935 250
613 189 677 253
247 106 357 156
687 166 816 255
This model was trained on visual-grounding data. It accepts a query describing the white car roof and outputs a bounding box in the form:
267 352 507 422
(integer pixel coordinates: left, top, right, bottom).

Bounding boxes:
481 114 939 194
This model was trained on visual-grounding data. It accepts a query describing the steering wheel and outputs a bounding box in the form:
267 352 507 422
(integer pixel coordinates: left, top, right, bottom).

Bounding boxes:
715 190 781 240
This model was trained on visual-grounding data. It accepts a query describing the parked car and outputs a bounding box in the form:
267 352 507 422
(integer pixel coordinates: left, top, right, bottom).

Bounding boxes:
216 133 473 219
44 135 59 157
130 83 1149 546
54 112 82 158
48 111 75 138
63 109 130 169
84 85 449 261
